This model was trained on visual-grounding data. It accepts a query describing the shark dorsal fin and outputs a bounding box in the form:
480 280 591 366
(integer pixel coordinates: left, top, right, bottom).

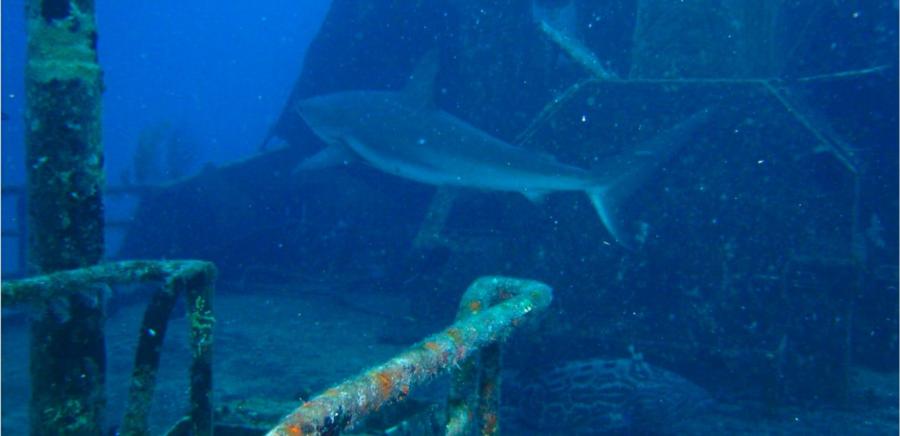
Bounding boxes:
402 51 439 109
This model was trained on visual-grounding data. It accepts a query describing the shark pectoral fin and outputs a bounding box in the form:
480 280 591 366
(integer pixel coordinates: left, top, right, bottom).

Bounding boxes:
586 187 633 250
293 143 357 173
521 190 550 204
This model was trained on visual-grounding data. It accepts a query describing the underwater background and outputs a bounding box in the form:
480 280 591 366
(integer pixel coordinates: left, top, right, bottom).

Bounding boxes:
2 0 898 435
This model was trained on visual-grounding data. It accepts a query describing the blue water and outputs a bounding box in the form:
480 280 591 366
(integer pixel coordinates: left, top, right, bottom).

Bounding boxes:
2 1 897 434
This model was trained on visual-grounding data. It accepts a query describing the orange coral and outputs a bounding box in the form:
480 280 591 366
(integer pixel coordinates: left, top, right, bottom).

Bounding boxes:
424 341 442 352
467 299 483 313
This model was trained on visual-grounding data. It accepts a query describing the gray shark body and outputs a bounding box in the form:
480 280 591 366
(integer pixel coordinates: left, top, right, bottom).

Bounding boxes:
296 63 708 246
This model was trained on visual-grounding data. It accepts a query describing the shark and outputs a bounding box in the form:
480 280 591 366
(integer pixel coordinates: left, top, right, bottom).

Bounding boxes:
294 57 709 247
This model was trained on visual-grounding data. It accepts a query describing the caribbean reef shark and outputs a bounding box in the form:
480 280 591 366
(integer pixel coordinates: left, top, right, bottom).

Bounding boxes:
295 59 709 247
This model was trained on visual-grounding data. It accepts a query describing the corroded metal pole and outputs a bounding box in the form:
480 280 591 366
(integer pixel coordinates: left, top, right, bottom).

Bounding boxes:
447 276 537 436
24 0 105 433
267 276 552 436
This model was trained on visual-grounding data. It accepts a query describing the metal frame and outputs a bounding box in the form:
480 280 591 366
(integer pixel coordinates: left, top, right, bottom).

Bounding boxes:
3 260 217 436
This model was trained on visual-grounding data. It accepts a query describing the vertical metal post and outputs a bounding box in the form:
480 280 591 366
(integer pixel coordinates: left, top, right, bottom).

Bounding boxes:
17 192 28 277
185 271 216 436
24 0 105 434
476 343 502 435
447 277 543 435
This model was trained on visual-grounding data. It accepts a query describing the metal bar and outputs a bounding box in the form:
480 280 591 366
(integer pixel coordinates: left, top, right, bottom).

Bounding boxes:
443 402 471 436
267 276 552 436
514 78 592 146
539 20 617 80
15 193 27 277
762 81 859 174
795 65 889 82
120 284 180 436
445 350 478 436
185 270 216 436
2 260 210 305
412 188 458 250
476 343 502 436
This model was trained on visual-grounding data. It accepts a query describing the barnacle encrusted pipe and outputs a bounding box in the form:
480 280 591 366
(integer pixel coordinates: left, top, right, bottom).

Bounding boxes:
267 276 552 436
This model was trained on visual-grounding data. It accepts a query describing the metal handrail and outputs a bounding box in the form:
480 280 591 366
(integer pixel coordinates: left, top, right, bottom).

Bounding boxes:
267 276 552 436
3 260 217 436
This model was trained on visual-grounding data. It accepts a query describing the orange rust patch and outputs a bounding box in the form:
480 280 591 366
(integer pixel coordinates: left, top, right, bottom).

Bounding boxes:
286 424 303 435
481 380 495 396
483 412 498 434
467 299 482 313
374 371 395 399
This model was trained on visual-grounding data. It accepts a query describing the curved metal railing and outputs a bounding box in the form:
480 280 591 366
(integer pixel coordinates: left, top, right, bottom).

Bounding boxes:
267 276 552 436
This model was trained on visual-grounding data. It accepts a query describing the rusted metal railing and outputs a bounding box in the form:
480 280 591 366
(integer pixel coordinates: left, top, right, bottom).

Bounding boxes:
267 276 552 436
3 260 217 436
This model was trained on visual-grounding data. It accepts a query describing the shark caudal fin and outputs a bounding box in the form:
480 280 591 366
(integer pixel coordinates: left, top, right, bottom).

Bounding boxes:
586 108 713 248
586 186 628 247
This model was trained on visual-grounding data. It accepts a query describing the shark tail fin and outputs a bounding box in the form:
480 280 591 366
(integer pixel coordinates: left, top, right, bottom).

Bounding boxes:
585 108 713 248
